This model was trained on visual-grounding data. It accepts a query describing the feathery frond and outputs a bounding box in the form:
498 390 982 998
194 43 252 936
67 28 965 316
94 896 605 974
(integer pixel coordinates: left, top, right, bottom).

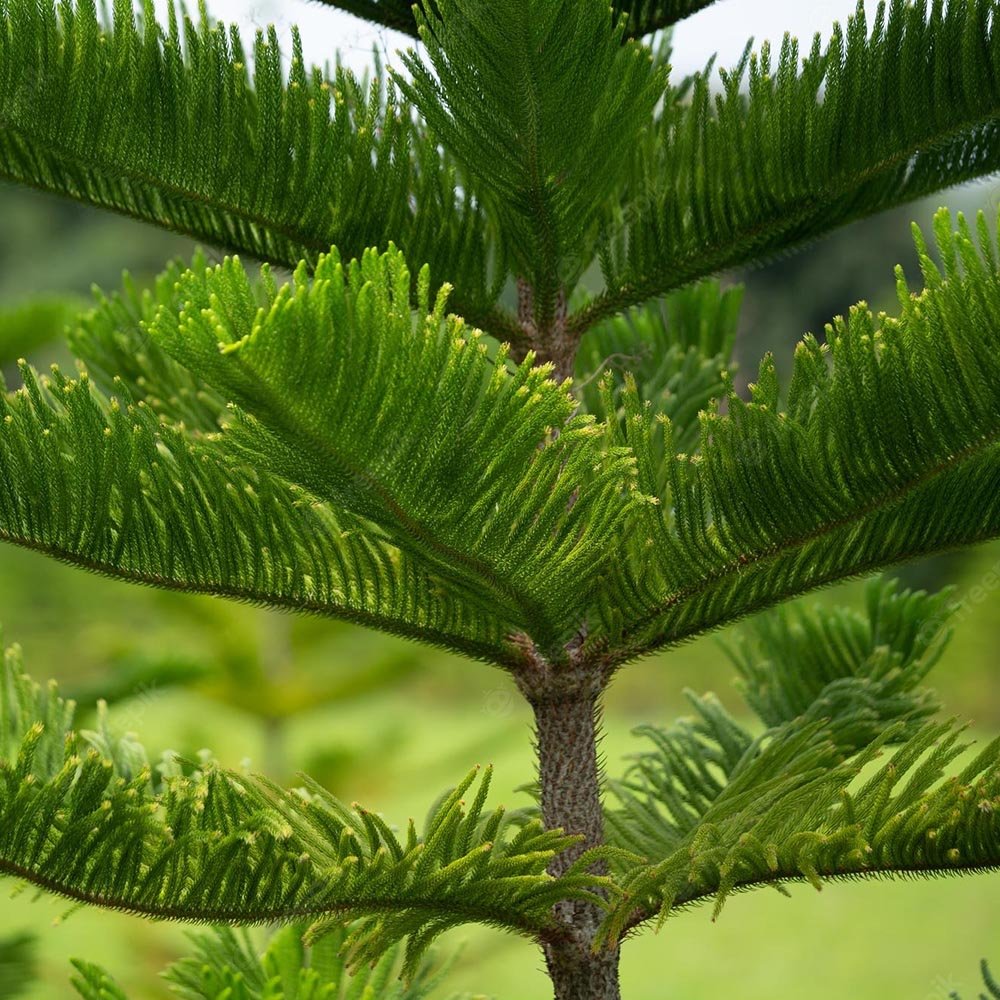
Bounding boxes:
604 690 755 863
148 246 641 657
0 0 511 339
398 0 666 327
575 278 742 456
600 581 1000 945
611 1 720 36
601 715 1000 945
309 0 420 36
580 0 1000 333
69 255 227 434
0 346 515 665
726 578 952 747
72 923 449 999
590 210 1000 666
310 0 717 40
604 579 954 865
68 962 128 1000
0 644 609 977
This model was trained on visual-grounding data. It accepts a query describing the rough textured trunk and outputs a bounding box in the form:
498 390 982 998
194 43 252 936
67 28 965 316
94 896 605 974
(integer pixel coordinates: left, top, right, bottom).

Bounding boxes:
532 691 621 1000
516 277 577 384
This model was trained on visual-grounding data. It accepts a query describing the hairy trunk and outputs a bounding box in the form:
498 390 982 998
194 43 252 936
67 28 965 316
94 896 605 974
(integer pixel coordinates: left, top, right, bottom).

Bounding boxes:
532 691 621 1000
517 278 578 383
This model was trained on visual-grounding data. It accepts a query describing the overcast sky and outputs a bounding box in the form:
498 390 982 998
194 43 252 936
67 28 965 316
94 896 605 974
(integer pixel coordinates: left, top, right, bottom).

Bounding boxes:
197 0 885 78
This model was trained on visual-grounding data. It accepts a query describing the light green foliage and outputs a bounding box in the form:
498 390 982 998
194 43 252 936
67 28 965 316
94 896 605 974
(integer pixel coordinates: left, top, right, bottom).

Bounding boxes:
585 0 1000 331
148 245 640 657
592 211 1000 663
68 962 129 1000
69 256 227 433
71 923 450 1000
0 244 639 662
0 640 608 977
600 580 1000 944
400 0 666 320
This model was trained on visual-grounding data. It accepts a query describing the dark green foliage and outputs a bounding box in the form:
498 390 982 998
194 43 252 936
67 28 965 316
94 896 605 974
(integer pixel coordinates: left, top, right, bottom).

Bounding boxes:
0 932 36 999
575 278 742 457
591 211 1000 665
0 0 509 339
399 0 666 324
312 0 719 39
2 0 1000 995
311 0 420 36
611 1 720 35
0 640 609 977
0 350 507 661
71 923 450 999
583 0 1000 332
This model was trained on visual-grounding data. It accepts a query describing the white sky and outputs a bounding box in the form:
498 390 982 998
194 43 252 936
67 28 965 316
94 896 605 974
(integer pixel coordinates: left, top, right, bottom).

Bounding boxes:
197 0 885 79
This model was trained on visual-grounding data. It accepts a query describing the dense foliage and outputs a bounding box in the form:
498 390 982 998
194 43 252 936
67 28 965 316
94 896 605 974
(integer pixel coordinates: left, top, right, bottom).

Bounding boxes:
0 0 999 997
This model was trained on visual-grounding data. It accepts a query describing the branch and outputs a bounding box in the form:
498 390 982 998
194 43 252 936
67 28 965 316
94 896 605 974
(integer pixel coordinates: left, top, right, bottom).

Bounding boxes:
601 716 1000 946
72 923 447 1000
0 357 516 666
146 247 641 658
579 0 1000 335
0 648 610 977
398 0 665 331
307 1 718 41
590 210 1000 666
0 0 512 342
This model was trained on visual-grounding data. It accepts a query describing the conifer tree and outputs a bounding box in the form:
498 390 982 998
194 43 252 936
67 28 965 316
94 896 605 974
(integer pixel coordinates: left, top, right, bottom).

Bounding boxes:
1 1 1000 997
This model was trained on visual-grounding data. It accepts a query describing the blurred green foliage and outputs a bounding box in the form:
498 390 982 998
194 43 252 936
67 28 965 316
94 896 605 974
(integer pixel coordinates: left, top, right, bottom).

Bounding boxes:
0 933 36 998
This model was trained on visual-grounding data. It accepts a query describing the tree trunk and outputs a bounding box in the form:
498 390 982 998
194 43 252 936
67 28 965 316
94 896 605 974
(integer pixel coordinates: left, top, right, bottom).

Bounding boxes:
532 691 621 1000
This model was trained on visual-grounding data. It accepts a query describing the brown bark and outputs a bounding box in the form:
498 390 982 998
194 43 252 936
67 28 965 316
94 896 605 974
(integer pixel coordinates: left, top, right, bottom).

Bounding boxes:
516 277 578 383
518 648 620 1000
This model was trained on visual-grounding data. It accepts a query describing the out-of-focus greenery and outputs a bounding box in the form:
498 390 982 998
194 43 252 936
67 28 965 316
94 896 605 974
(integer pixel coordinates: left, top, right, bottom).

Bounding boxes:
1 177 999 998
0 933 36 998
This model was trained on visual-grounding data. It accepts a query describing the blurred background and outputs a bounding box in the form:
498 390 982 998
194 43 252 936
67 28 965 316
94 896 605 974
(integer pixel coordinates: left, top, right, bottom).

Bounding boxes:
1 1 999 997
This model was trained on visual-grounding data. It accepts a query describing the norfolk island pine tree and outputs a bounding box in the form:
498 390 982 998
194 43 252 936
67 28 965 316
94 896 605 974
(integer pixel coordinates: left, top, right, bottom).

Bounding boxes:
3 0 1000 998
